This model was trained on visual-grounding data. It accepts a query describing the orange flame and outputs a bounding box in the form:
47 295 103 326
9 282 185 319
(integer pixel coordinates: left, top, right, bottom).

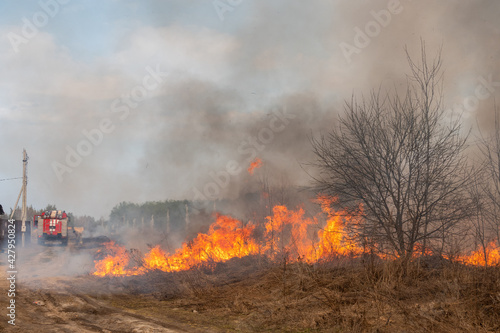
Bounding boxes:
314 195 363 260
458 241 500 267
94 215 259 276
145 214 259 272
262 205 316 261
247 158 263 175
93 241 144 277
93 196 500 277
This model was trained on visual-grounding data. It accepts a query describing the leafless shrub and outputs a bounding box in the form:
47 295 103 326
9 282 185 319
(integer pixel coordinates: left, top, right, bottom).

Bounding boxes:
311 43 475 263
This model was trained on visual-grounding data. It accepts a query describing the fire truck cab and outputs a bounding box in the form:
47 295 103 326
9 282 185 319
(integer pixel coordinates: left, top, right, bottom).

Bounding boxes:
34 210 69 246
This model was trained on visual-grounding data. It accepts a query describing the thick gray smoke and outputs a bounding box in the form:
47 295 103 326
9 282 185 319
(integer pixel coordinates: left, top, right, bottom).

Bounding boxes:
0 0 498 218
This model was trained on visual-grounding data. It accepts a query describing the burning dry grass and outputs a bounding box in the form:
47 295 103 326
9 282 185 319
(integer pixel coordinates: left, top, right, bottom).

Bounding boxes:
92 197 500 279
103 257 500 332
91 196 500 330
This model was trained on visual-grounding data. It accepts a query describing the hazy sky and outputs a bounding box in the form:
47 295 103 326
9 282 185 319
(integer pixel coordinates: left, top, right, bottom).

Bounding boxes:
1 0 499 218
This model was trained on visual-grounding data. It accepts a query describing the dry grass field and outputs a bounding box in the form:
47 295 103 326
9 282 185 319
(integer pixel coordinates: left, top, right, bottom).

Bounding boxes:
104 256 500 332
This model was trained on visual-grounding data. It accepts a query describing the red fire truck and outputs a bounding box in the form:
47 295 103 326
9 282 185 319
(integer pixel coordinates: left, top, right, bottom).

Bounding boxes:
33 210 70 246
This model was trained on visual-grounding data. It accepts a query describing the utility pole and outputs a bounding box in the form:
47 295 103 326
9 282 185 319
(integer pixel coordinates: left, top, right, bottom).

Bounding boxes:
21 149 28 248
10 149 28 247
166 209 170 234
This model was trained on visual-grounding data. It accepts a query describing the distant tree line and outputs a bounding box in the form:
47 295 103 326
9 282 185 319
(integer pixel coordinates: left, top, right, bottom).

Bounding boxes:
109 200 192 232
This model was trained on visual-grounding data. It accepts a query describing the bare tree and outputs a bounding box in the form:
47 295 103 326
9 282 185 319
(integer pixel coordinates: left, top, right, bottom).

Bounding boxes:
311 44 474 261
474 107 500 265
468 175 493 266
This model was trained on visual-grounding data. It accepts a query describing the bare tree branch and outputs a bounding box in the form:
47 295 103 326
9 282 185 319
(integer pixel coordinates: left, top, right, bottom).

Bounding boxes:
310 43 474 260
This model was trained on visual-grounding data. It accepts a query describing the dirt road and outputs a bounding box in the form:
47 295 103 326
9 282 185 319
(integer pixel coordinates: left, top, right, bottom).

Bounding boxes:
0 245 191 333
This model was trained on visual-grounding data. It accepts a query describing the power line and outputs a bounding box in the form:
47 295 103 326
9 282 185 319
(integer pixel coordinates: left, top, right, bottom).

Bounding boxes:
0 177 22 182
